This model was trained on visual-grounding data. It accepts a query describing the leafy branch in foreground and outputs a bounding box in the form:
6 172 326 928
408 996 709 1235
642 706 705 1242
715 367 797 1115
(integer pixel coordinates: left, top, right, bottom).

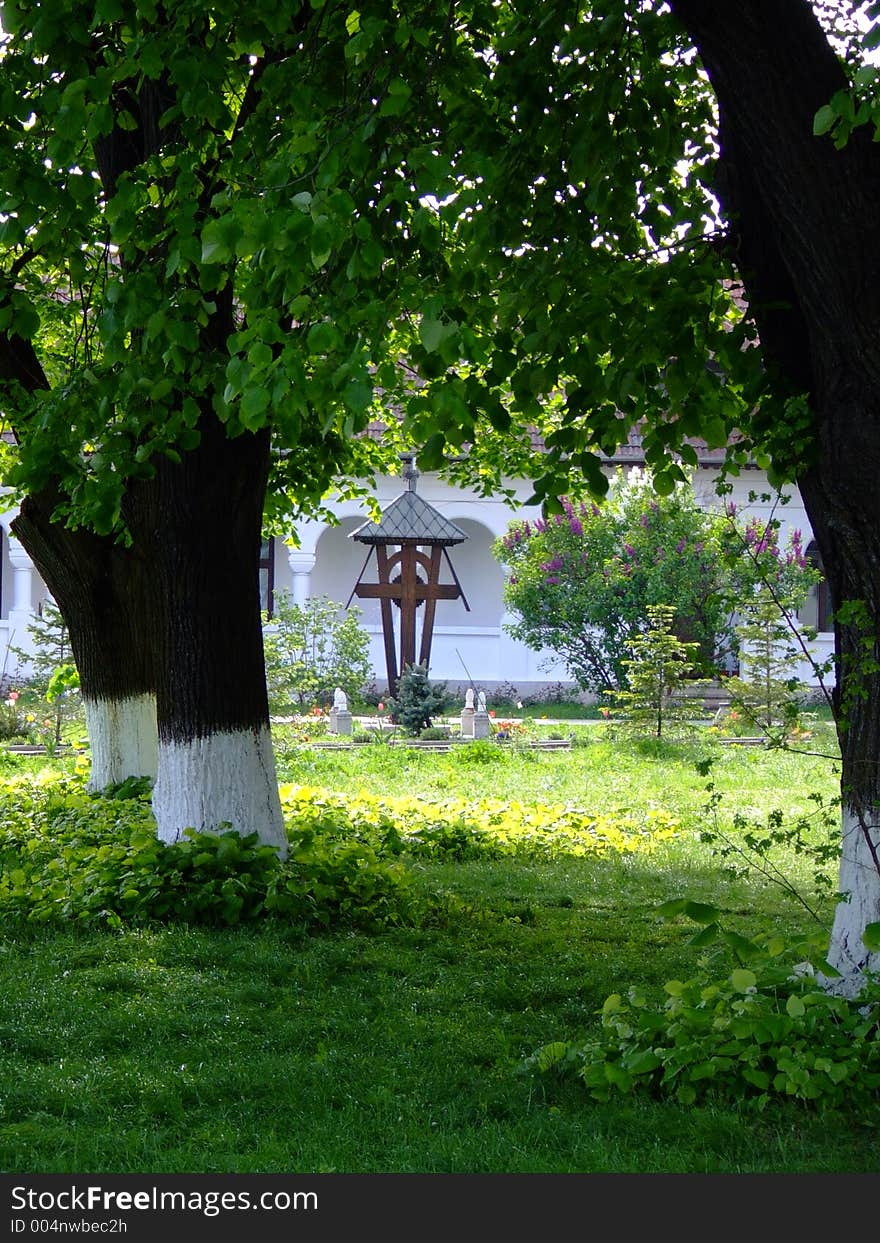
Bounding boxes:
695 758 840 920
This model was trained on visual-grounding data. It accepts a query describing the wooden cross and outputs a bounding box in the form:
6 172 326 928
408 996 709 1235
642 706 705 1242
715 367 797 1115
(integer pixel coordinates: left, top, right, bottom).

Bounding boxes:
351 543 468 694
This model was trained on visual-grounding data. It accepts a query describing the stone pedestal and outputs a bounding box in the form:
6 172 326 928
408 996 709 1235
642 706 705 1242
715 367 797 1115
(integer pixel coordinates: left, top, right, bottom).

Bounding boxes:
460 707 475 738
472 709 491 740
328 708 352 736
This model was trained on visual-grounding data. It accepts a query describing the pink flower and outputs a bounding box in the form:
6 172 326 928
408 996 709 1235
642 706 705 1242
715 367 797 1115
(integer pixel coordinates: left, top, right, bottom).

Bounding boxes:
377 702 385 711
7 690 19 702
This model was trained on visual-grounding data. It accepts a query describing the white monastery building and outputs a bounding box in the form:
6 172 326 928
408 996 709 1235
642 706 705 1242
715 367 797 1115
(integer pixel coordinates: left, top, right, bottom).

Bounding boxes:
0 433 833 696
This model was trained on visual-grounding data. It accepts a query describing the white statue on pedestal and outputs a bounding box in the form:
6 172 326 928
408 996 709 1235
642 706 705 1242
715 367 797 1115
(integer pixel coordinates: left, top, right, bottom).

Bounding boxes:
333 687 348 712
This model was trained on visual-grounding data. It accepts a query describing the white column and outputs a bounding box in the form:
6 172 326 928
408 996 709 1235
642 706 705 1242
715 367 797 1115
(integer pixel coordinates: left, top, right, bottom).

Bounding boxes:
7 537 34 614
6 536 38 663
287 550 316 606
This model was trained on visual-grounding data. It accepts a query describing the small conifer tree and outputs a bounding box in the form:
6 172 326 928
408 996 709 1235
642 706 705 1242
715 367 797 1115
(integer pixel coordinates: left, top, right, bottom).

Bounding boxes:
723 591 808 736
386 663 448 735
612 605 707 738
9 601 81 747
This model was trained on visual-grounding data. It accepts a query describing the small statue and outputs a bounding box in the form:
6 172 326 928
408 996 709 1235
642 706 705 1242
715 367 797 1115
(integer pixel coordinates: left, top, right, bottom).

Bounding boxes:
477 691 487 713
464 688 475 711
333 687 348 712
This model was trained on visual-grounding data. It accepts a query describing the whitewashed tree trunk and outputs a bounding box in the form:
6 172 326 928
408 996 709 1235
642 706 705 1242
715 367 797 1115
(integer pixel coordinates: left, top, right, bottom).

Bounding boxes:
825 806 880 995
11 484 159 794
152 726 287 855
670 0 880 997
83 694 158 791
128 410 287 856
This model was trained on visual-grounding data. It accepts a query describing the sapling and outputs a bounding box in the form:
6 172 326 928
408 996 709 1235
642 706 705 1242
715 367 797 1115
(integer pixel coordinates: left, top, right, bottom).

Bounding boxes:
612 604 707 738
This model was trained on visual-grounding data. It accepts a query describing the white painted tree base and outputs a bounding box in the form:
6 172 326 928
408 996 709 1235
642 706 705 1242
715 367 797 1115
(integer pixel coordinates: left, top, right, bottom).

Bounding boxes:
824 804 880 996
84 695 158 792
152 726 288 857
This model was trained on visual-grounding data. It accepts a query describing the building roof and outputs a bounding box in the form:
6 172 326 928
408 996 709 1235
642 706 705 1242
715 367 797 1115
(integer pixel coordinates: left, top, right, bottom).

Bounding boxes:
350 486 468 546
361 419 747 469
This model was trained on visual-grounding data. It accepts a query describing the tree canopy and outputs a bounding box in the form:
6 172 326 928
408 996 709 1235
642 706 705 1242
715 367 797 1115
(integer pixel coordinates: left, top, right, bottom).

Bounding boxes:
2 1 880 984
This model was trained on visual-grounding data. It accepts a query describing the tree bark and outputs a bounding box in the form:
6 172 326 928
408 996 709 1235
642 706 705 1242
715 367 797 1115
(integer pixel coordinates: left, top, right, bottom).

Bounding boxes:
11 488 158 790
669 0 880 989
128 413 287 856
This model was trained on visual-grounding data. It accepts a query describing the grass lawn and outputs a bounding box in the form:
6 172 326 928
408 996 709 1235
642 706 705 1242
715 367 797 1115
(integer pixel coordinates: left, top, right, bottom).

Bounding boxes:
1 719 875 1175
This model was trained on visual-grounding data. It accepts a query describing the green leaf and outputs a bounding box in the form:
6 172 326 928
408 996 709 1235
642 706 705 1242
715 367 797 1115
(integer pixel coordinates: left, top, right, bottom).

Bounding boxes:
687 921 720 948
655 898 689 918
785 994 806 1018
730 968 757 993
680 900 722 924
420 317 446 353
720 929 761 960
653 471 676 497
240 386 270 429
861 921 880 952
813 104 838 137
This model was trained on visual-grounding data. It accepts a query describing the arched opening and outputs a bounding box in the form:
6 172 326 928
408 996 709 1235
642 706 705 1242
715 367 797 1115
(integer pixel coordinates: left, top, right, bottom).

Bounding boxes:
312 517 382 626
434 518 504 628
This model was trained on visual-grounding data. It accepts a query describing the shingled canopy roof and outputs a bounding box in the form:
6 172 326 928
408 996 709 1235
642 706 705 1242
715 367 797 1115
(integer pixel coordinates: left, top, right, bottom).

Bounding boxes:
350 478 468 547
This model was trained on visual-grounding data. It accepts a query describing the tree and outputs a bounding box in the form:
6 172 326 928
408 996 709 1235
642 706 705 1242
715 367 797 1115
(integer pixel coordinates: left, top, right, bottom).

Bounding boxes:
611 604 706 738
390 2 880 991
724 590 812 738
494 470 812 694
10 486 159 790
0 2 491 850
385 662 448 735
10 600 82 752
263 593 371 716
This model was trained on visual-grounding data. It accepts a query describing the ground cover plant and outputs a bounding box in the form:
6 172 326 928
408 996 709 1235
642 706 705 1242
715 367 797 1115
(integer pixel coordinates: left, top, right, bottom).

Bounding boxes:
2 719 877 1174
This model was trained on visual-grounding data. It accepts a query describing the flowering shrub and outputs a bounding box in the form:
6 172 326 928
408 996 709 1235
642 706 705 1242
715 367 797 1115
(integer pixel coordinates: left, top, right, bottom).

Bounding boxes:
494 470 817 693
490 717 529 740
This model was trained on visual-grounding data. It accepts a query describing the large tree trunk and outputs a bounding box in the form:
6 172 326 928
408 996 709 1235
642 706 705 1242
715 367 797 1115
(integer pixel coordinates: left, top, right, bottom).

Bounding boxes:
129 414 287 856
11 489 158 790
669 0 880 990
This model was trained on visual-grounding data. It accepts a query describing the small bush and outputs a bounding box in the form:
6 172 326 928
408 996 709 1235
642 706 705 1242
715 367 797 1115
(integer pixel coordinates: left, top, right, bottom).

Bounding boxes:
449 739 504 765
526 925 880 1111
0 775 418 931
419 726 450 741
386 663 448 734
0 700 26 740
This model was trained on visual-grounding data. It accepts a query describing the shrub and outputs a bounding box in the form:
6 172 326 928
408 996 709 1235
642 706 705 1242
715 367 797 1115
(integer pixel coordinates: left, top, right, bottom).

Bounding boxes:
494 469 817 693
527 943 880 1111
263 592 371 715
385 663 448 734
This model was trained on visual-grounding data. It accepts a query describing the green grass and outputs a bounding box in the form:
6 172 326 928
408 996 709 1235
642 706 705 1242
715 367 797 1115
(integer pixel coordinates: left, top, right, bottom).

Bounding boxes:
2 721 874 1175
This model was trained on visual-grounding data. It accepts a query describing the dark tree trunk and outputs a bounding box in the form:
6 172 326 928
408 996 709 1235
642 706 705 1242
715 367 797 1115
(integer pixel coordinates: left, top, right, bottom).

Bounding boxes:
11 488 158 789
127 413 286 854
669 0 880 988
